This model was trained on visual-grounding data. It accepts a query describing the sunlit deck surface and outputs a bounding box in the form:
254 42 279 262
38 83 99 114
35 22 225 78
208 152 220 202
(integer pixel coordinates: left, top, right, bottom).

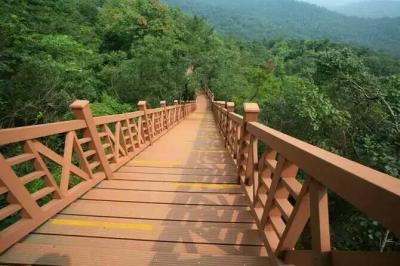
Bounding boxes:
0 95 271 265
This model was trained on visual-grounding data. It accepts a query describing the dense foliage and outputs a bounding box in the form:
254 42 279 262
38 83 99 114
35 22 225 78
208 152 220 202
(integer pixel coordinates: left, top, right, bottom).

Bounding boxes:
0 0 211 127
0 0 399 252
163 0 400 57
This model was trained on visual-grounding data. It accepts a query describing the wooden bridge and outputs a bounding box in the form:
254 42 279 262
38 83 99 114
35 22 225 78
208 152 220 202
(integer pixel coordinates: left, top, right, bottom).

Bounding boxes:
0 89 399 265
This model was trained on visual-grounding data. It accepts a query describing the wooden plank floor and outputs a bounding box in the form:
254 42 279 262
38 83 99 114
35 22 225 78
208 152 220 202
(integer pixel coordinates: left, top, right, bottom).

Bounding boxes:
1 95 269 265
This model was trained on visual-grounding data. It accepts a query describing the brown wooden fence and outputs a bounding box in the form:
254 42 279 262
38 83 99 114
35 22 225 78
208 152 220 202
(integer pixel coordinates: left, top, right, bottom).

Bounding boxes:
205 85 400 266
0 99 196 253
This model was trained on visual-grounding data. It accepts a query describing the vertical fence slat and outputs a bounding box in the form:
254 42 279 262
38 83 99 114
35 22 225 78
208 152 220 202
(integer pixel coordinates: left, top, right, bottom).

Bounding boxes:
138 101 152 145
238 103 260 185
59 132 74 196
310 179 331 266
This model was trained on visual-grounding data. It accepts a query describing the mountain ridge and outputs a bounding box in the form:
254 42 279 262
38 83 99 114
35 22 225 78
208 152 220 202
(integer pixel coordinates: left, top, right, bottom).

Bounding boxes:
162 0 400 56
329 1 400 18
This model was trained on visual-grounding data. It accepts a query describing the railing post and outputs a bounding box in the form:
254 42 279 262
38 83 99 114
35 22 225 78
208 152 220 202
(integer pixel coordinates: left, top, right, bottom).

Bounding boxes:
138 101 153 145
183 100 186 118
218 101 226 133
310 179 331 266
70 100 113 180
182 101 187 118
238 103 260 185
173 100 179 123
225 102 234 144
160 100 168 130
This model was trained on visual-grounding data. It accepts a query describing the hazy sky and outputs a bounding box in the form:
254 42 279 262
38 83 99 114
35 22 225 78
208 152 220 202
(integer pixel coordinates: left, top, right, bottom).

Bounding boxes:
301 0 400 7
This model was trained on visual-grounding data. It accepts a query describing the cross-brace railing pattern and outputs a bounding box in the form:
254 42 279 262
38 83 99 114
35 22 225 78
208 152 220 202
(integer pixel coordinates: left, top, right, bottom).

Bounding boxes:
205 85 400 266
0 99 196 253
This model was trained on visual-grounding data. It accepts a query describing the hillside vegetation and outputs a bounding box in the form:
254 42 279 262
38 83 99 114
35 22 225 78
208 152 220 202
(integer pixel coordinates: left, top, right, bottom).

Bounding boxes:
163 0 400 56
0 0 399 251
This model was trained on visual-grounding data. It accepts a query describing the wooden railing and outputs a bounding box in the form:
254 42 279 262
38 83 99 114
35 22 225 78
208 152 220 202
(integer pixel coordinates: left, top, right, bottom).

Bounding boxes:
0 99 196 253
205 86 400 266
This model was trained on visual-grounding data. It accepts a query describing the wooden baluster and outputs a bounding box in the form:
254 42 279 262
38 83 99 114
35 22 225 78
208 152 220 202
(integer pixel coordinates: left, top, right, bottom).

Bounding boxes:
180 100 183 121
150 111 155 138
168 107 172 127
114 122 122 161
219 102 226 132
216 103 219 121
168 105 171 127
160 100 168 131
124 119 135 152
260 155 286 228
310 179 331 266
59 132 74 195
276 178 311 253
138 101 153 145
183 101 187 118
99 124 117 164
238 103 260 185
173 100 179 123
226 102 234 146
0 154 42 218
70 100 113 180
216 102 221 130
216 104 219 124
212 102 216 119
24 140 62 199
178 100 182 120
251 136 259 205
235 122 241 162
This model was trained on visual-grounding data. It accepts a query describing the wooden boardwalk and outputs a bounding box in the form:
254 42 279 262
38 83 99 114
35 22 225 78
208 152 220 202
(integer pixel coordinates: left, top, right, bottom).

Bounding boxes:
0 95 270 265
1 91 400 266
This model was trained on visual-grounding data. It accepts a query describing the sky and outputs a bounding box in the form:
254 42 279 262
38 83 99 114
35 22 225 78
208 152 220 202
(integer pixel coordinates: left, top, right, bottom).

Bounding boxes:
301 0 400 7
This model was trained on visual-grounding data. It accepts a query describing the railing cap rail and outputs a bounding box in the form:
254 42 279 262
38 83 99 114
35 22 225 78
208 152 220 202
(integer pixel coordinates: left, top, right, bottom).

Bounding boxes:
0 120 87 145
70 100 90 109
244 103 260 113
226 102 234 108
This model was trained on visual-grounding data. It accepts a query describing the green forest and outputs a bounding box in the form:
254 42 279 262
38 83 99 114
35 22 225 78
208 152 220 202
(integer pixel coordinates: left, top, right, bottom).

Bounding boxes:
1 0 399 252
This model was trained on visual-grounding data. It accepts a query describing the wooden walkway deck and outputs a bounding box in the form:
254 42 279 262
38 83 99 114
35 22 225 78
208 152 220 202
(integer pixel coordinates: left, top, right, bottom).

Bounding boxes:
0 95 271 265
2 92 400 266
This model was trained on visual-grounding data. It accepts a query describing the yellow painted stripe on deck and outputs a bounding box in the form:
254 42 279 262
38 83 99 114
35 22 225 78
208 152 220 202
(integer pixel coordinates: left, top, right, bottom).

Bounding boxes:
130 160 183 164
191 150 227 153
171 182 240 189
51 219 153 231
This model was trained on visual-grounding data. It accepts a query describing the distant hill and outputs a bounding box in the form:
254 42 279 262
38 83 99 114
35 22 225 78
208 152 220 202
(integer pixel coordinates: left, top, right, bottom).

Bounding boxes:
162 0 400 57
330 1 400 18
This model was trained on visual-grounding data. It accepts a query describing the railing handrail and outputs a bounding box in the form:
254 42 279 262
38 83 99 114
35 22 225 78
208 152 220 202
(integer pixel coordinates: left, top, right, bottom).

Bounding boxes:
0 120 87 145
204 84 400 266
93 111 144 125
